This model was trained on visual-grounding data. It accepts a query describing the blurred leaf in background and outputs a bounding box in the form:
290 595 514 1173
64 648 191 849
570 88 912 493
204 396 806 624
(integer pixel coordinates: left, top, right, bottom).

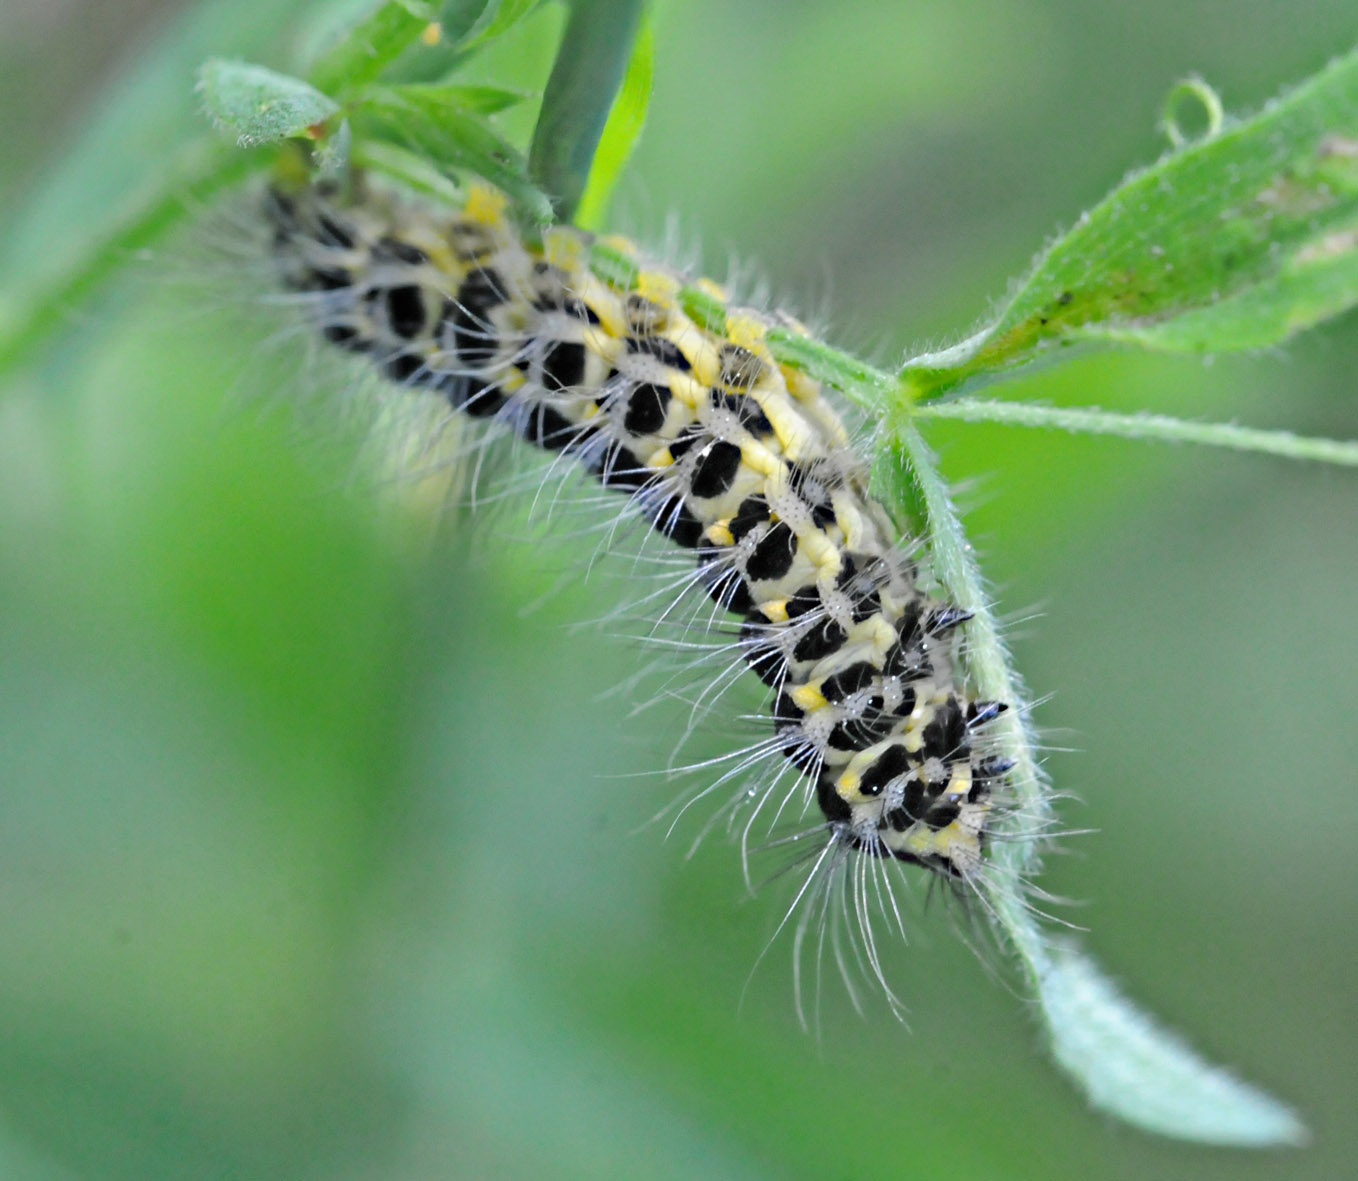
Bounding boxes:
0 2 1355 1179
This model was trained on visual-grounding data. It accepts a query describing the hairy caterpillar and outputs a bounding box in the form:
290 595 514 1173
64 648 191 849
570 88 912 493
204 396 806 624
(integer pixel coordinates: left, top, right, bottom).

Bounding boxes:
263 172 1017 919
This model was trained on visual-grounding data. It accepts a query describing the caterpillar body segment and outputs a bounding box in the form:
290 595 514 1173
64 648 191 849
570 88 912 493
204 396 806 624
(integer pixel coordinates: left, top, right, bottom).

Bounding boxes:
264 177 1010 882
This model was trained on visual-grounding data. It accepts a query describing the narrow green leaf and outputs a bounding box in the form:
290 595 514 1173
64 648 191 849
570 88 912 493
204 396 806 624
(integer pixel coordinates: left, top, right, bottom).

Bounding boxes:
362 84 552 222
574 13 655 230
1037 941 1308 1147
893 422 1307 1147
903 49 1358 399
198 59 339 146
386 81 528 114
0 138 252 377
442 0 546 51
440 0 496 44
527 0 647 220
351 137 465 205
0 0 329 380
307 1 439 97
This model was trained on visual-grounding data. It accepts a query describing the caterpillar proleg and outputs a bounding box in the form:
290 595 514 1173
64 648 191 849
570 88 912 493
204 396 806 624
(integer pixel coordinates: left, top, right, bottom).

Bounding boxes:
265 173 1014 900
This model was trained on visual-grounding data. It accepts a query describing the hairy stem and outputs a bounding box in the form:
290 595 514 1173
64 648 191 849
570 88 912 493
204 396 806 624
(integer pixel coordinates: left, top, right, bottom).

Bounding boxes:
914 397 1358 466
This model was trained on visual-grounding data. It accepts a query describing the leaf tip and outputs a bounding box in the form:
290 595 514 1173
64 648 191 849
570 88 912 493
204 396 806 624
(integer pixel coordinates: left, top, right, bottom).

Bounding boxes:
1037 941 1309 1148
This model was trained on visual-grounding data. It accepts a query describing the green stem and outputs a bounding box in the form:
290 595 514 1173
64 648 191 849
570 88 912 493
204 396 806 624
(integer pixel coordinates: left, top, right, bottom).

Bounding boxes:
765 329 896 409
913 397 1358 466
527 0 646 221
0 137 255 378
895 420 1307 1146
307 1 439 97
893 422 1051 887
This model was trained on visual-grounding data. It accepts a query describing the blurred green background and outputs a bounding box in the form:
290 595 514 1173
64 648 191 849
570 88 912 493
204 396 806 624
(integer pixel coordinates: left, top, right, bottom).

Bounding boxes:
1 2 1355 1178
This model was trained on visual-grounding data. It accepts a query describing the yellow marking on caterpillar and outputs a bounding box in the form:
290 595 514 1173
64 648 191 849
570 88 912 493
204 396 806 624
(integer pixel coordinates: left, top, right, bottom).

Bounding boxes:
760 599 789 623
813 543 847 583
582 324 624 367
688 343 724 388
725 312 769 355
693 276 727 303
762 400 819 463
783 367 820 403
543 225 589 272
836 738 892 797
666 323 708 373
599 233 637 257
574 274 628 338
265 179 1010 897
901 820 982 872
464 184 508 226
797 526 839 570
670 371 708 409
790 682 827 712
501 376 527 397
739 439 782 479
833 495 870 552
637 270 680 306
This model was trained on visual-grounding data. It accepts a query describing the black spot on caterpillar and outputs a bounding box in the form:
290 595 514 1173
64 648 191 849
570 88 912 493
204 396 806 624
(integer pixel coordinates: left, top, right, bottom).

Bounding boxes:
264 177 1014 898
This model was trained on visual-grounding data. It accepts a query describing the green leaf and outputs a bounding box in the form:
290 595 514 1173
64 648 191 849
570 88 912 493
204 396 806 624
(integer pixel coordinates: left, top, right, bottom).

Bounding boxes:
351 137 465 205
893 422 1307 1147
361 83 552 222
527 0 647 221
307 1 440 97
441 0 546 52
1035 941 1308 1147
574 13 655 230
198 58 339 146
0 0 328 379
0 138 251 377
902 49 1358 400
386 81 528 114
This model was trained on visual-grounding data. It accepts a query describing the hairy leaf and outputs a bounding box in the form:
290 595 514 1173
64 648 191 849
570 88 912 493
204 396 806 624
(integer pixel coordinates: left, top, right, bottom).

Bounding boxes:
894 422 1307 1147
198 58 339 146
903 49 1358 399
363 83 552 221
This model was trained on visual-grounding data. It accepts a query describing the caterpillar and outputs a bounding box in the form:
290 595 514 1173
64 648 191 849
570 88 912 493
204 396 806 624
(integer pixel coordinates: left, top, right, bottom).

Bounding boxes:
263 172 1015 909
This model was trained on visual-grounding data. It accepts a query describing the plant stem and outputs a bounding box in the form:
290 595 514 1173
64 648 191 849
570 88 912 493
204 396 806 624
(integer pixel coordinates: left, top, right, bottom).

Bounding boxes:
527 0 646 221
0 138 253 378
913 397 1358 466
893 422 1051 885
